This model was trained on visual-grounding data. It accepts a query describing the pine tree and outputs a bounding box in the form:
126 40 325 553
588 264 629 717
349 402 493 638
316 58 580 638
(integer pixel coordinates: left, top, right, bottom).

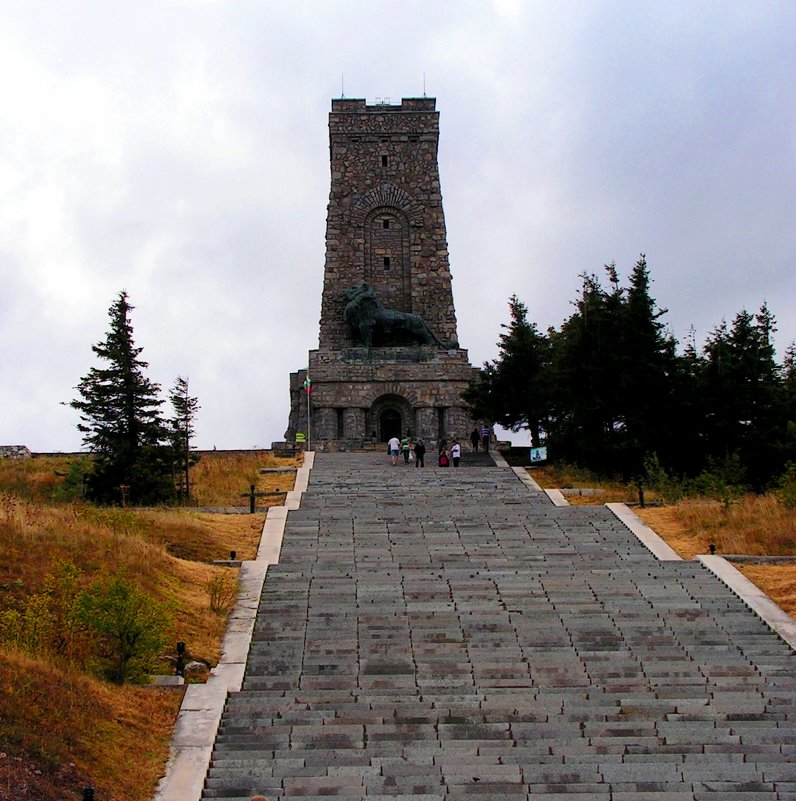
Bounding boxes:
781 343 796 478
701 304 786 488
463 295 551 446
547 269 627 472
668 326 710 476
69 291 171 504
620 256 678 473
168 376 200 503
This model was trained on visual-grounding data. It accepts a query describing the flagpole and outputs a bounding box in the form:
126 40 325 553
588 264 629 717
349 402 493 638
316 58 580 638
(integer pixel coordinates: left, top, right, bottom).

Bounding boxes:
303 374 312 452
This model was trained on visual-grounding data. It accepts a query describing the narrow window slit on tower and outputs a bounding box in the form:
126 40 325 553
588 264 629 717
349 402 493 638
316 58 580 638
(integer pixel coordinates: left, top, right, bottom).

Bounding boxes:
381 154 388 167
383 257 391 270
383 219 390 229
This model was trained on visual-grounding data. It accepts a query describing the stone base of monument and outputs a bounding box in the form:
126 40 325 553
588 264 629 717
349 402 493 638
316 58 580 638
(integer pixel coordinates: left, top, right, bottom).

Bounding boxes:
284 346 480 448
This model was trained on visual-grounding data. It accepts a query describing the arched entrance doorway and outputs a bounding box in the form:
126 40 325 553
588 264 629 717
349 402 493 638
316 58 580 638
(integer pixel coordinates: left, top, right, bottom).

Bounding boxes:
370 392 415 442
380 409 402 442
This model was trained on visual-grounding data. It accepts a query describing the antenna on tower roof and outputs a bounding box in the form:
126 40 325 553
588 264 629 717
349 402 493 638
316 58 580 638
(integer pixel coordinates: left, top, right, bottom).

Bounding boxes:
341 73 345 98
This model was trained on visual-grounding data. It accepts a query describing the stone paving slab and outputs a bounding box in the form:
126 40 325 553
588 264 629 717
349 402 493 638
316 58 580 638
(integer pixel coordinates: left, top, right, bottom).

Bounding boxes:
198 451 794 800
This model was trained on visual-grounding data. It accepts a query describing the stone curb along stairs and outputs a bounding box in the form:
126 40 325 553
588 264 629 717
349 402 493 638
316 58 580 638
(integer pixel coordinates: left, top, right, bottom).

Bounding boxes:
153 453 316 801
514 466 796 650
603 501 796 650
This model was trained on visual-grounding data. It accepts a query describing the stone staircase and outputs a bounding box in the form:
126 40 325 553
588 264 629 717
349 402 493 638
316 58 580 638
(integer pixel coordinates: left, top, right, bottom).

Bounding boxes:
201 452 795 800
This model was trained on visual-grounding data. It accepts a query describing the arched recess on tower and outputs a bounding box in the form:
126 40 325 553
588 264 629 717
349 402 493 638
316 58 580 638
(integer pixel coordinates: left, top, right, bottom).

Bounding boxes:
364 207 412 313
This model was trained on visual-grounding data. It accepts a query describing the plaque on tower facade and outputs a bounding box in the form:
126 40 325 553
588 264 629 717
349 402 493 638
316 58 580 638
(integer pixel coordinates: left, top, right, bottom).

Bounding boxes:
282 97 478 448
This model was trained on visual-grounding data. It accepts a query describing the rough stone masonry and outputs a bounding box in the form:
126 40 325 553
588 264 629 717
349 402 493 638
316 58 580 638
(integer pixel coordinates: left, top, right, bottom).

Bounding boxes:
282 98 479 449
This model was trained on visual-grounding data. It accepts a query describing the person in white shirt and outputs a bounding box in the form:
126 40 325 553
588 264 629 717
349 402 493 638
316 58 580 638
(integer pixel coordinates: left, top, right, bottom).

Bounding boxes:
451 439 462 467
387 435 401 466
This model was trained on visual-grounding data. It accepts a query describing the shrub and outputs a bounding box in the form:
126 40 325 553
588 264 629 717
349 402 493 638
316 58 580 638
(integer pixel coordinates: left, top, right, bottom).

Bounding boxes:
642 453 686 503
206 572 238 615
76 571 173 684
693 453 749 508
52 456 92 502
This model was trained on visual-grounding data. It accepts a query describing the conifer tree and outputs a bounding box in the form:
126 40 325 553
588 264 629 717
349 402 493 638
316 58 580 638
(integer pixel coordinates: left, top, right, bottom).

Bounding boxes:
668 326 710 476
463 295 551 446
620 256 678 471
69 291 171 504
547 269 627 472
168 375 200 503
781 343 796 477
701 304 786 488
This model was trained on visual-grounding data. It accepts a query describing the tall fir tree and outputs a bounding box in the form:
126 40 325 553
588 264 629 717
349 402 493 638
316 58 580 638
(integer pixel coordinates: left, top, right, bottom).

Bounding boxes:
547 268 628 473
69 291 172 504
463 295 551 446
619 256 678 472
782 343 796 473
701 304 786 488
168 375 200 503
668 326 710 476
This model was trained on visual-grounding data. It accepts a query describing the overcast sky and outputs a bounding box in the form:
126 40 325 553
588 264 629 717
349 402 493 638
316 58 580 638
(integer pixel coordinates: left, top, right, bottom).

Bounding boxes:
2 1 794 452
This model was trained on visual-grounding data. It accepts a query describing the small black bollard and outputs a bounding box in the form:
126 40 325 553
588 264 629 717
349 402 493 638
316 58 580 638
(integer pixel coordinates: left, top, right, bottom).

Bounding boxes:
636 479 645 508
83 789 95 801
709 543 716 555
175 641 186 677
249 483 256 514
230 550 237 560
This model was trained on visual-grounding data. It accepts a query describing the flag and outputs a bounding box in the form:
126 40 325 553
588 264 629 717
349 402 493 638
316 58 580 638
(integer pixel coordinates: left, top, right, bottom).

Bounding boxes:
303 377 312 394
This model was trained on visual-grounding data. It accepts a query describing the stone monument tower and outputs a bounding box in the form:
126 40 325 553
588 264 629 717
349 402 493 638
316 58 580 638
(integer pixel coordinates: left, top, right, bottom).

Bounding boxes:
284 97 478 447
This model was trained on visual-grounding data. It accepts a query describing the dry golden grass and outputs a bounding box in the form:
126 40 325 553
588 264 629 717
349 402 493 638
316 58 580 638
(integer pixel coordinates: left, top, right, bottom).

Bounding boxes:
0 450 301 508
527 465 577 490
636 494 795 558
0 455 78 501
100 507 264 563
0 495 171 603
0 451 300 800
178 511 264 560
0 500 266 665
190 450 301 507
635 504 705 560
735 564 796 619
0 648 183 801
528 465 662 505
157 559 233 665
565 487 642 505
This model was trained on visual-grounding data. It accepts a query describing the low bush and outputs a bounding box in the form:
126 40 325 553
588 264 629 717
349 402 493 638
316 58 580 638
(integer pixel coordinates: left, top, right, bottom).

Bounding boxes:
76 571 173 684
206 571 239 615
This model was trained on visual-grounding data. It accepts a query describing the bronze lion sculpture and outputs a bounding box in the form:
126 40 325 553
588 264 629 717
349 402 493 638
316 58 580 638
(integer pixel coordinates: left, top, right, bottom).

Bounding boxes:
342 283 457 348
